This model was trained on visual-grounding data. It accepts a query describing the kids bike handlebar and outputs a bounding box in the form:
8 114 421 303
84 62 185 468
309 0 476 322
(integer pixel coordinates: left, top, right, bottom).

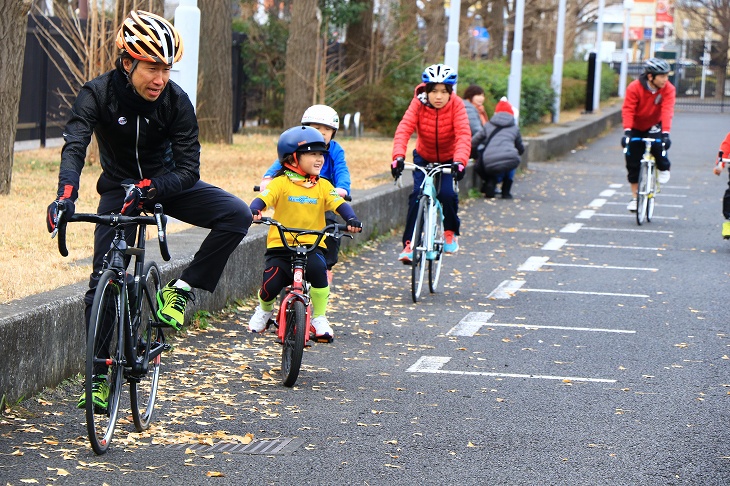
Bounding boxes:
253 217 354 254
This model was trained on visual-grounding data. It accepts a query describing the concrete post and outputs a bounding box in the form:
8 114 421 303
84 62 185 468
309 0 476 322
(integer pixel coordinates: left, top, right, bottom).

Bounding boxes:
170 0 201 112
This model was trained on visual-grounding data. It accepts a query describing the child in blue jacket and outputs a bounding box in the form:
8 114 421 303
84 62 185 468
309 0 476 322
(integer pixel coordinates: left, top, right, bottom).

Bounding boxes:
259 105 351 284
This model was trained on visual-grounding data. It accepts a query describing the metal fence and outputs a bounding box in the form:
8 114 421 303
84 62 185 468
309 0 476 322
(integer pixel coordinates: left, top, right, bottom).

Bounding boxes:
616 61 730 113
17 17 247 144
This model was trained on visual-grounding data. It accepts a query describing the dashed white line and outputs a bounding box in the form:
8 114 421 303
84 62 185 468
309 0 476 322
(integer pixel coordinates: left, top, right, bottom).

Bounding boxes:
565 243 663 251
488 280 526 299
481 322 636 334
599 189 617 197
593 213 680 220
560 223 584 233
576 210 595 219
542 238 567 250
447 312 494 336
406 356 617 383
546 262 658 271
588 198 607 208
581 226 673 234
518 256 550 271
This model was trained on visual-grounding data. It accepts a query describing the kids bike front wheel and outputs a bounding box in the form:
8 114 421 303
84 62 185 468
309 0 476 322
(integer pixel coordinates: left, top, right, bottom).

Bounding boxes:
428 208 444 293
281 300 307 387
411 196 428 303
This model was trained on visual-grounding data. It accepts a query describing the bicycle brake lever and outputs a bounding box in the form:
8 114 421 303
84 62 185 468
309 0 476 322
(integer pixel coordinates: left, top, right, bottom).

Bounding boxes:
50 208 64 239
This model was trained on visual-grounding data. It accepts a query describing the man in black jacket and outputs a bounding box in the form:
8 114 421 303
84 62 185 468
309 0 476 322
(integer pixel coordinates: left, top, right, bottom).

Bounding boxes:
46 11 252 410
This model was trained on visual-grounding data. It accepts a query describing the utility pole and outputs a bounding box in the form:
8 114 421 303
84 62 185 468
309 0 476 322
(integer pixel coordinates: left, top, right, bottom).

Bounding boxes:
170 0 201 111
619 0 633 98
444 0 461 90
551 0 567 122
592 0 605 112
507 0 525 120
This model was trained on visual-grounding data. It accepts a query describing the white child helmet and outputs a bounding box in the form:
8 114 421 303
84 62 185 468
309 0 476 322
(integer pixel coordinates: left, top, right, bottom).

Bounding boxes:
301 105 340 137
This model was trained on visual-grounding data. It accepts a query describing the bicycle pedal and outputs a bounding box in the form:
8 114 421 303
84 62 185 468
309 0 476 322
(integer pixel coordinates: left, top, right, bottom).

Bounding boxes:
312 334 334 344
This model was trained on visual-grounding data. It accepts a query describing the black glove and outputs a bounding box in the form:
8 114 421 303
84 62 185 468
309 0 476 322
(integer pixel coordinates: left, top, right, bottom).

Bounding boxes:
451 162 466 181
621 129 631 148
391 157 405 179
46 184 77 233
662 132 671 150
251 208 261 218
346 217 363 231
121 179 156 215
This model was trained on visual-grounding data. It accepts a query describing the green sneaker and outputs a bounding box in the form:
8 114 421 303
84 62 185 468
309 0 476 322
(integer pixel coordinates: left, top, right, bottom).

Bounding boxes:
77 375 109 411
723 221 730 240
156 280 195 330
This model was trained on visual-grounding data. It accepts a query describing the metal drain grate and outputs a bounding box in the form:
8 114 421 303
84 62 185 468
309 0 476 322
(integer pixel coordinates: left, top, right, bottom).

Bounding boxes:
165 438 304 455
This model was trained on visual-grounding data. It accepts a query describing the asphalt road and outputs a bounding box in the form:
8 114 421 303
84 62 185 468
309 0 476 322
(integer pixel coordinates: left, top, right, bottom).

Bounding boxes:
2 112 730 485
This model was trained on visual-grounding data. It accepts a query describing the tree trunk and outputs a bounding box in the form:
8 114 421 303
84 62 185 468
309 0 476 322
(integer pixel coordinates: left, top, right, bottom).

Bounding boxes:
0 1 32 195
284 0 319 128
344 0 373 87
196 0 233 143
422 1 446 64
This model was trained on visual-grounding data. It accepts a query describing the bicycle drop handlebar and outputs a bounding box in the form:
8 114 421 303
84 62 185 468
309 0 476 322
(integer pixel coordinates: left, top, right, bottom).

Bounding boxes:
53 203 171 261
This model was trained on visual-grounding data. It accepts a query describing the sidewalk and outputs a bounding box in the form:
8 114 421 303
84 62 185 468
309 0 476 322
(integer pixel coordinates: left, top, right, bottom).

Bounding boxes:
0 103 623 402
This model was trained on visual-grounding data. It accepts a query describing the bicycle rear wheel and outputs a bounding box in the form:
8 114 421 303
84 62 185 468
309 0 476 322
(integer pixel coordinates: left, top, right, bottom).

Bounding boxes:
130 262 163 432
428 208 444 293
281 299 307 387
636 161 649 226
411 196 428 303
86 270 124 455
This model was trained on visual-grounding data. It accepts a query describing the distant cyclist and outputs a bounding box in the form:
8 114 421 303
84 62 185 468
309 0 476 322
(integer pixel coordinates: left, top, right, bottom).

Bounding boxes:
391 63 471 262
621 57 676 212
45 11 252 410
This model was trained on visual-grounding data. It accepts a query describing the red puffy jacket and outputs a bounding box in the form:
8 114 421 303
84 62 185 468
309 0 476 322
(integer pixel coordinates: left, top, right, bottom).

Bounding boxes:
392 83 472 165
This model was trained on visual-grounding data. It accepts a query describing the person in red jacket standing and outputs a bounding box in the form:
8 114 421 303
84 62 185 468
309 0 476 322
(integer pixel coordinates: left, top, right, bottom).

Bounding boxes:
390 64 471 263
621 57 676 212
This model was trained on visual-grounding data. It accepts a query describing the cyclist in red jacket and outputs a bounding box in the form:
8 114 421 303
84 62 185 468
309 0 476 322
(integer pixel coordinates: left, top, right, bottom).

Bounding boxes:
621 57 676 212
391 64 471 262
712 133 730 238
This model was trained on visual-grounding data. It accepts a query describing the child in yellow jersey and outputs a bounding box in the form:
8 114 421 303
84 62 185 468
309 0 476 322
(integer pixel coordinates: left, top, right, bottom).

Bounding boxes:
247 126 362 341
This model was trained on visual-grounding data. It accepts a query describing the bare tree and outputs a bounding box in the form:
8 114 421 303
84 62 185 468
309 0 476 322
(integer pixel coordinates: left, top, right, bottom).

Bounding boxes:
676 0 730 98
421 0 447 64
343 0 373 85
0 0 33 195
283 0 319 127
197 0 233 143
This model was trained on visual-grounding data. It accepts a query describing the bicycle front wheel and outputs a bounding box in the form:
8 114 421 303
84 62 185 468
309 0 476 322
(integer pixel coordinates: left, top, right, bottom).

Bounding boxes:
636 161 649 226
86 270 124 455
411 196 428 302
130 262 163 432
428 206 444 293
281 299 307 387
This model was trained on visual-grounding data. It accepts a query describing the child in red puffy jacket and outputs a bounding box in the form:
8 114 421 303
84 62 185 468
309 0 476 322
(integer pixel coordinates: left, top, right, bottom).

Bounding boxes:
390 64 471 263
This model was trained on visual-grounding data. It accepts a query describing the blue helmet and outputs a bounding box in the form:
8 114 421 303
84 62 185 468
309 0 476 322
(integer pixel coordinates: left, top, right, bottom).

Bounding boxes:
422 64 458 85
277 126 328 161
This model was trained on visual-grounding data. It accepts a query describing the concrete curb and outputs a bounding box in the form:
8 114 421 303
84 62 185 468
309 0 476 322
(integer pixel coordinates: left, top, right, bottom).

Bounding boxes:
0 104 622 402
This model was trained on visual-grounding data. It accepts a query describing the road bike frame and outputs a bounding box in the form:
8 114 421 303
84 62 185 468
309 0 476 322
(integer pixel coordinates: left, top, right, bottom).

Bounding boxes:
53 203 170 455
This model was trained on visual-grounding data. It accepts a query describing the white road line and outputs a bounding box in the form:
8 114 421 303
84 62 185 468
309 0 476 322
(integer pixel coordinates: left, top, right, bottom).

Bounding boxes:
520 288 649 298
599 189 616 197
546 262 657 271
615 192 687 198
566 243 663 251
518 256 550 271
406 356 616 383
576 210 595 219
581 226 673 234
593 213 680 220
542 238 567 250
588 198 607 208
603 201 684 208
482 322 636 334
447 312 494 336
488 280 526 299
609 183 623 188
560 223 584 233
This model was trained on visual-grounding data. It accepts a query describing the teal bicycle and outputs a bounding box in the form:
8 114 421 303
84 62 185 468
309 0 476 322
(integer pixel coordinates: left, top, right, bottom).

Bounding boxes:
401 162 452 303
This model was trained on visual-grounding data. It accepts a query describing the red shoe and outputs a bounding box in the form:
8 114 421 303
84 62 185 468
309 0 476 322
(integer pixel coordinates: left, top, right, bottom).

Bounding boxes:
444 231 459 254
398 241 413 264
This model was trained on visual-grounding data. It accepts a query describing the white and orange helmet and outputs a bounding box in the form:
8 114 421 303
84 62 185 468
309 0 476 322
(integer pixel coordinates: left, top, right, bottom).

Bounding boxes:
116 10 183 66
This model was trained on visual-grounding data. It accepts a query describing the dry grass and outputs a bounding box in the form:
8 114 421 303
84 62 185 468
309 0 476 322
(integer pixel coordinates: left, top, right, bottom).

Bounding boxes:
1 133 402 303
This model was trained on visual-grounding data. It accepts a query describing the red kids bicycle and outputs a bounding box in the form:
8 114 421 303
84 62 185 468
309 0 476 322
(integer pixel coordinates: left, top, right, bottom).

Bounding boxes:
253 217 355 387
